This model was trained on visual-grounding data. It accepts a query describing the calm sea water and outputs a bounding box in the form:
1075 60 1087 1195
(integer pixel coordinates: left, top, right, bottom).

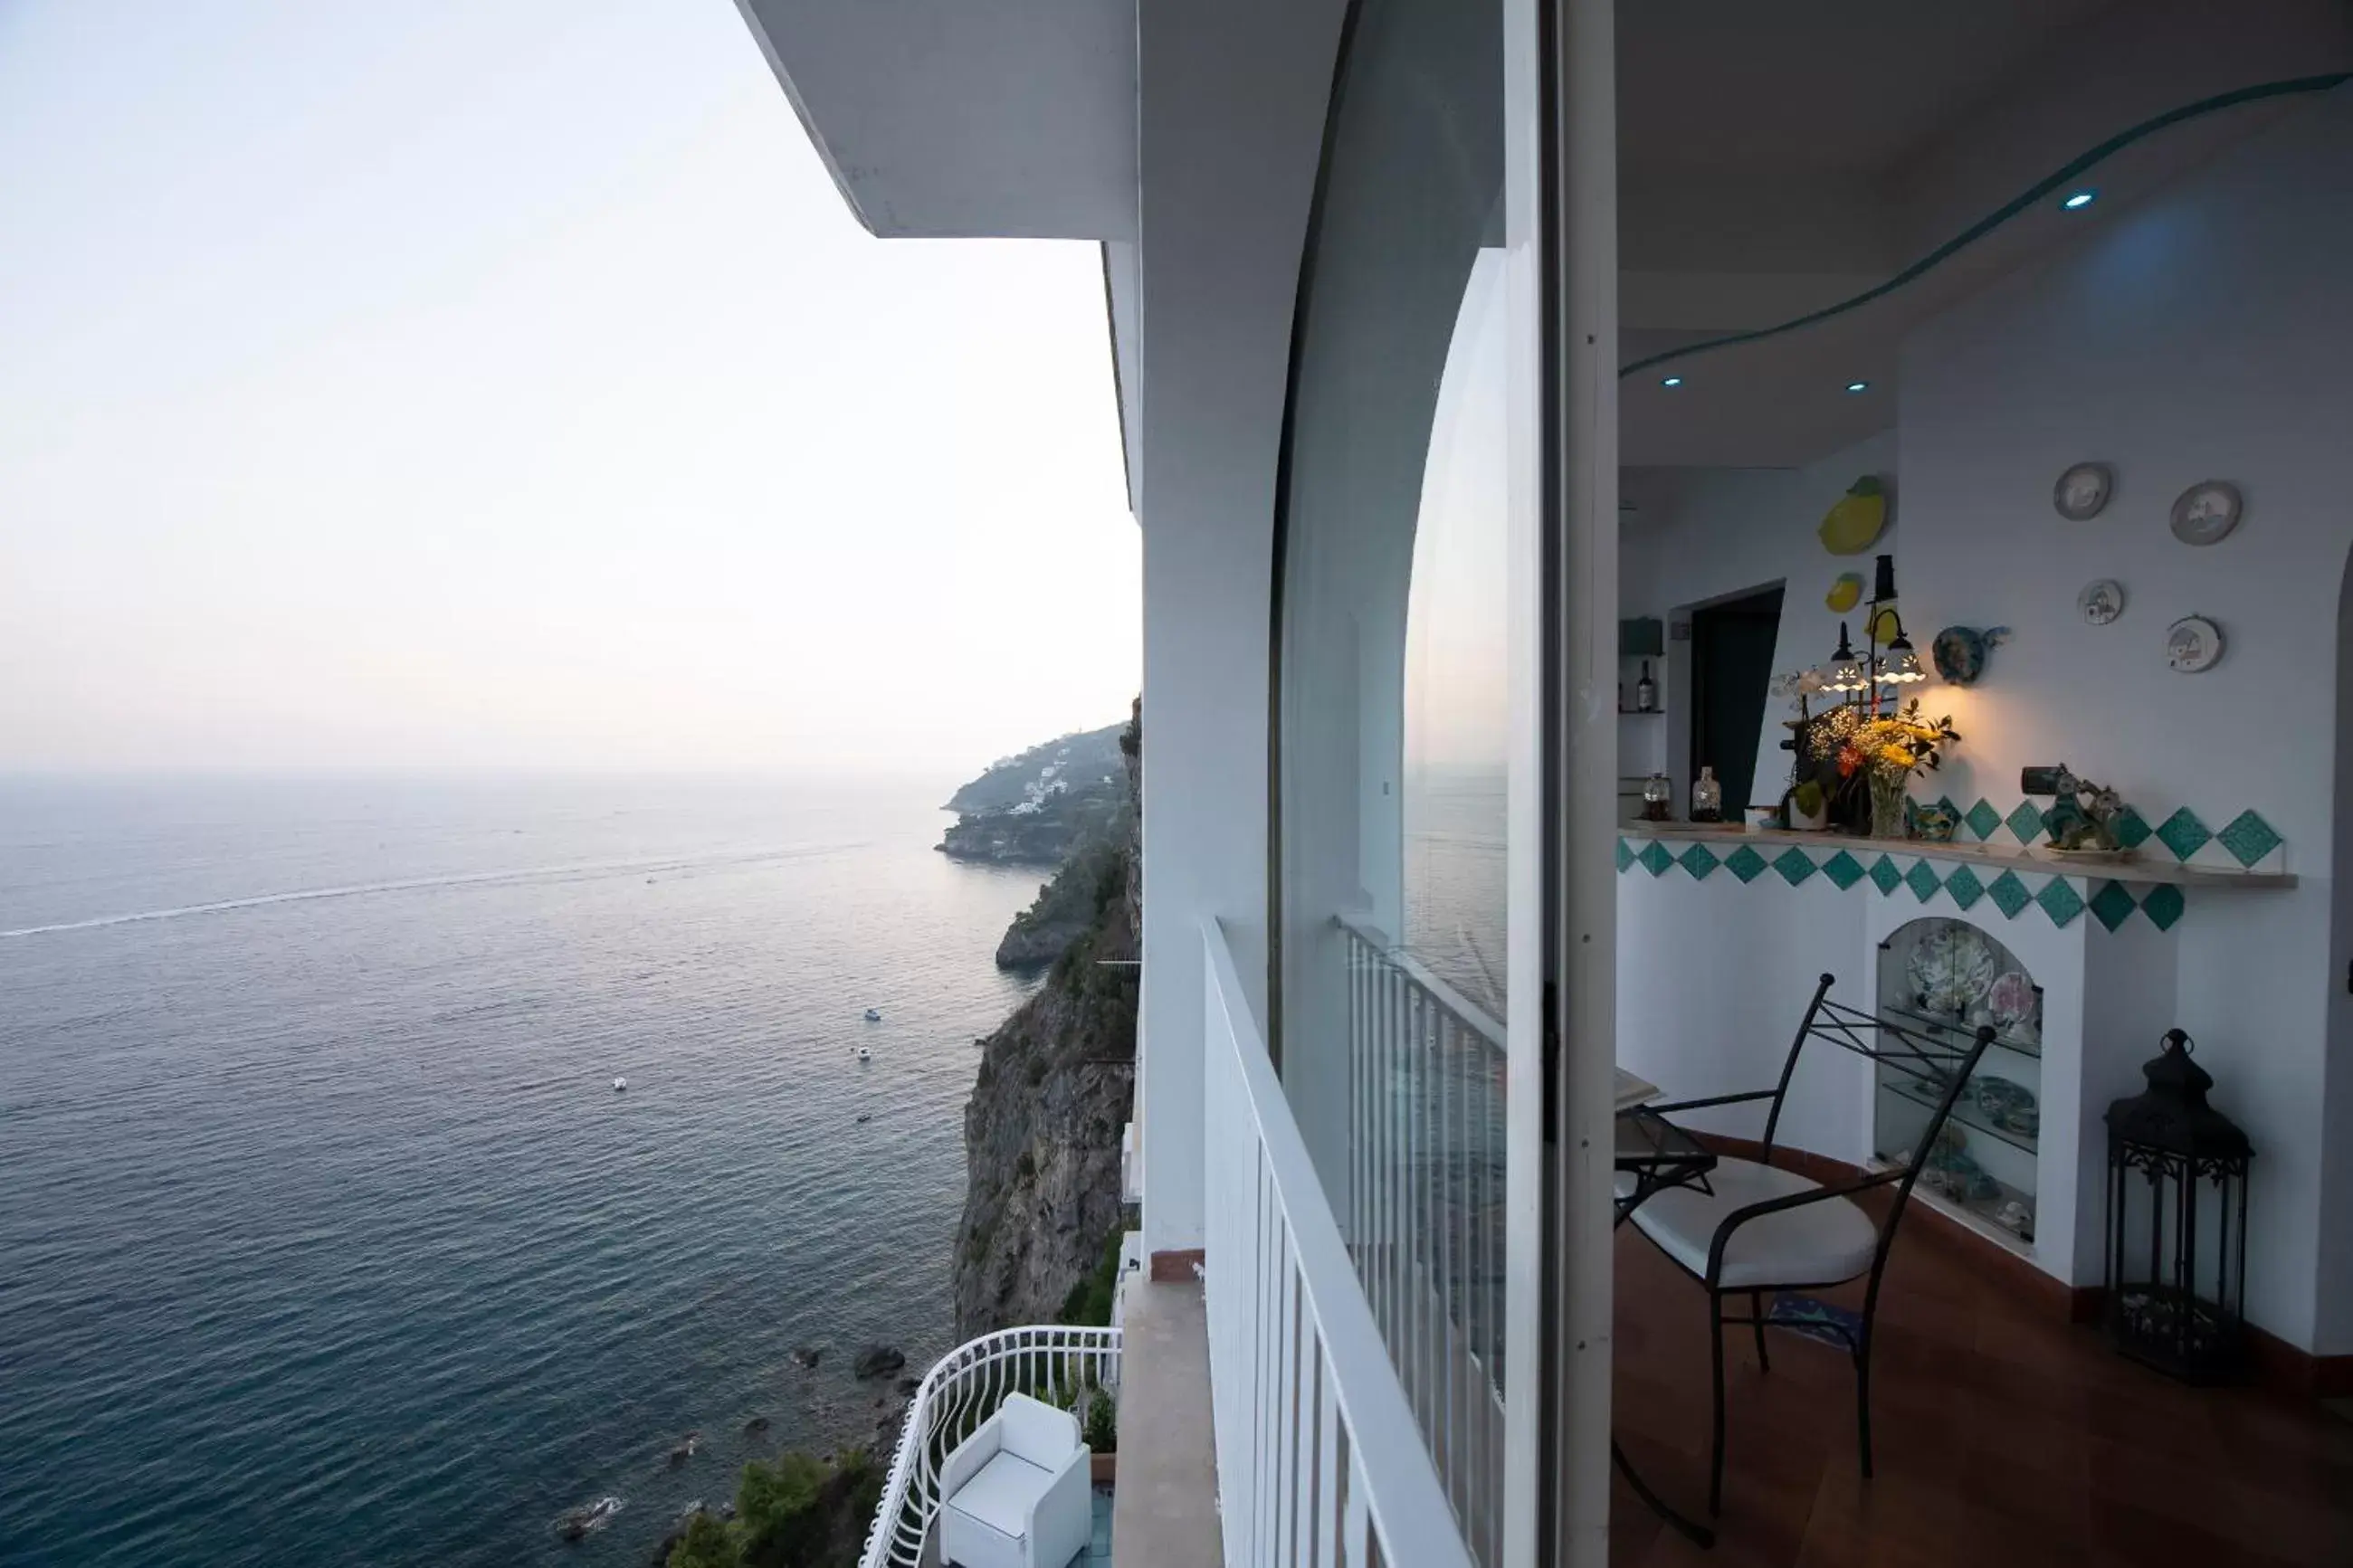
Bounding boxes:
0 776 1043 1568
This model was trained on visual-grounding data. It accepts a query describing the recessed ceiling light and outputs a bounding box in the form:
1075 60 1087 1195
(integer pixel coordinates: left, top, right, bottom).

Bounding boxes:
1845 381 1870 394
2062 189 2097 210
1661 375 1682 387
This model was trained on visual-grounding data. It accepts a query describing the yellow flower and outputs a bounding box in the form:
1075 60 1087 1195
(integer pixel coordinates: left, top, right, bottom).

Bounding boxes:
1879 743 1914 770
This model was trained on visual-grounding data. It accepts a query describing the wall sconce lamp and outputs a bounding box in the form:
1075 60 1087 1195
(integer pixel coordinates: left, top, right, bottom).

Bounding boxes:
1876 616 1927 685
1825 623 1866 691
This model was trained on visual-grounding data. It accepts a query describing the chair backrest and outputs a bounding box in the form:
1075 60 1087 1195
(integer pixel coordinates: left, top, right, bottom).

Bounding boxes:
1760 972 1996 1214
996 1391 1081 1463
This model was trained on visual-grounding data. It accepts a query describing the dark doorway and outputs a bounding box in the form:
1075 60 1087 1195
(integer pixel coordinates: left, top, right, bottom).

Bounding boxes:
1689 585 1785 819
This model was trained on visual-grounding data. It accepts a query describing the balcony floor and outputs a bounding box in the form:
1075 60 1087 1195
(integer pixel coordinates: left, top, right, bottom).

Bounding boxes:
1610 1213 2353 1567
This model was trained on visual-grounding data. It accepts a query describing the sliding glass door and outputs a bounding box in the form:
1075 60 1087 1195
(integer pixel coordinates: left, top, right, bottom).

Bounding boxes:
1271 0 1556 1560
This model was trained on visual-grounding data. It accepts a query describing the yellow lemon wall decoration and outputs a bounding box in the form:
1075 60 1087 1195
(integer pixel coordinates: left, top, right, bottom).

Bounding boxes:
1869 605 1903 646
1825 573 1863 613
1817 475 1889 555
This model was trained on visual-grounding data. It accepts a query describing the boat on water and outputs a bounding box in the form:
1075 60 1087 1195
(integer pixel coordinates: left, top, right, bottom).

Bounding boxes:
613 1077 627 1092
863 1007 882 1022
856 1047 872 1061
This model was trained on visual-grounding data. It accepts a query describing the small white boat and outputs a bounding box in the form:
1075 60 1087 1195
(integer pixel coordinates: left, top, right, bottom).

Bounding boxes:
863 1008 882 1022
613 1076 627 1092
857 1047 872 1061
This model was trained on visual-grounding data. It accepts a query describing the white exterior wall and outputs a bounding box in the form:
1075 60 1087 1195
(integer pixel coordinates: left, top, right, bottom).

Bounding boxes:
1617 89 2353 1352
1132 0 1350 1259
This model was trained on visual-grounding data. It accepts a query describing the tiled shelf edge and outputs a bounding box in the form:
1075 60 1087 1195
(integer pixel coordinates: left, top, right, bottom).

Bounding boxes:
1621 824 2295 890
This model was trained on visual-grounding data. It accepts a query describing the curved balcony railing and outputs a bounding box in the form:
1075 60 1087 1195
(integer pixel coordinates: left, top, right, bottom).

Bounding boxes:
858 1323 1121 1568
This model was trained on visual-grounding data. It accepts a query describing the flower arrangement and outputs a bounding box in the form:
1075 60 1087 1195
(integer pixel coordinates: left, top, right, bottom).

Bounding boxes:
1836 698 1960 837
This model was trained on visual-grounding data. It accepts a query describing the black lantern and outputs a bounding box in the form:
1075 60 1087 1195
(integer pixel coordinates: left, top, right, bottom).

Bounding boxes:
2103 1030 2253 1382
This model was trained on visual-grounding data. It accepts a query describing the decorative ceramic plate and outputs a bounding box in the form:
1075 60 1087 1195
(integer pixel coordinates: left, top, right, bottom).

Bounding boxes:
2170 480 2242 546
2054 462 2112 520
1908 924 1997 1017
1932 626 1986 685
1987 970 2034 1028
2167 614 2224 673
1973 1077 2038 1138
2042 845 2139 864
2077 578 2125 625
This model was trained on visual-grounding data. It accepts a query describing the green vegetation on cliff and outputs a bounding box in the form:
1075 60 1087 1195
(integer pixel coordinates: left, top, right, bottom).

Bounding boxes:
660 1449 881 1568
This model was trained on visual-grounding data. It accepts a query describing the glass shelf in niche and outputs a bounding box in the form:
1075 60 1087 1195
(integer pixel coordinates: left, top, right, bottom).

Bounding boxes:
1882 1003 2043 1060
1879 1072 2038 1156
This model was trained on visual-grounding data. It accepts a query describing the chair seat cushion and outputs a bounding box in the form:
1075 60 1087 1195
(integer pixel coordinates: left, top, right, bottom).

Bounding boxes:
1630 1156 1878 1290
944 1450 1052 1541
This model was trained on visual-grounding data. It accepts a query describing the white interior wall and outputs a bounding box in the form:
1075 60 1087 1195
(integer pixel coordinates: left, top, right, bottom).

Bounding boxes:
1622 429 1900 817
1616 88 2353 1353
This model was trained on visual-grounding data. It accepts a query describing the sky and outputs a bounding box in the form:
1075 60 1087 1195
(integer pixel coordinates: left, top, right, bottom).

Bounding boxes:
0 0 1140 777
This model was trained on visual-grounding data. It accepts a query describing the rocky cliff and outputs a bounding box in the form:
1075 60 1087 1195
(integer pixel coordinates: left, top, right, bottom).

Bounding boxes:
951 708 1139 1337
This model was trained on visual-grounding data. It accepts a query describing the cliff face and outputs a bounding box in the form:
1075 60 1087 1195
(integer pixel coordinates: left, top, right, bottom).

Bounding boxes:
951 708 1139 1338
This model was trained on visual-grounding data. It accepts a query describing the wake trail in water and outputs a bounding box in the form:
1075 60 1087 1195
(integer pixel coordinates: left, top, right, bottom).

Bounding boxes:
0 844 862 939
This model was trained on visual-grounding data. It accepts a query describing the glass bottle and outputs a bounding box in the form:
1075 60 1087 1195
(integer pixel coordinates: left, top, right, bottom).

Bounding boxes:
1634 660 1657 712
1690 765 1722 822
1642 772 1673 822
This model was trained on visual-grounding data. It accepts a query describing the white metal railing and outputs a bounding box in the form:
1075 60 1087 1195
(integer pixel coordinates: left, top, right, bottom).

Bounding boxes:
1203 917 1476 1568
1337 915 1507 1565
858 1324 1120 1568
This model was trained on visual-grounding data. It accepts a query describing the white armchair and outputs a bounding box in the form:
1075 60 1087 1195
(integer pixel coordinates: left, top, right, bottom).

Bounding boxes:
936 1391 1092 1568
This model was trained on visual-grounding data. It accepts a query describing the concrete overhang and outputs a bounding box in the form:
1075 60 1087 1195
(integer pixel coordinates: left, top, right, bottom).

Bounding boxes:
731 0 1138 241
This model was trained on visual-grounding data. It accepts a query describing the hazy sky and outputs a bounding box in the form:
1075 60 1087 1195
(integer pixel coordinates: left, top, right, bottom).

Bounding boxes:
0 0 1139 776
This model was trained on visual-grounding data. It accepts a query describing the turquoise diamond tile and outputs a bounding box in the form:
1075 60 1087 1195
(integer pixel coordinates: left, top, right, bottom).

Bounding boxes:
2088 879 2138 933
1943 864 1985 910
1638 840 1674 877
1726 845 1768 884
1772 847 1817 886
2005 801 2046 844
1678 842 1721 880
1934 795 1962 826
2111 806 2151 851
2215 810 2282 868
2153 807 2212 862
1987 870 2032 918
1615 837 1634 872
1821 850 1865 890
2140 882 2186 932
2036 875 2086 928
1905 859 1941 902
1868 854 1903 895
1964 799 2003 841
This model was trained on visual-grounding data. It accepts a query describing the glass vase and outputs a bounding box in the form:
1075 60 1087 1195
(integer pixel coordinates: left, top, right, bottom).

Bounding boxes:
1869 773 1910 840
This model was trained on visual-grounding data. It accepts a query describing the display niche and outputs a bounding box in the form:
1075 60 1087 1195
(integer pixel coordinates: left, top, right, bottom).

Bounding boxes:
1873 917 2041 1248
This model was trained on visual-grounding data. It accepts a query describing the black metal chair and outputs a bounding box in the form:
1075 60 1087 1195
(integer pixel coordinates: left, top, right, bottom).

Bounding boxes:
1626 972 1995 1517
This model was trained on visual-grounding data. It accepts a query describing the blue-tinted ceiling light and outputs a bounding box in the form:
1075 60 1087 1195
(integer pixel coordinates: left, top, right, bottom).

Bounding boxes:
1662 375 1683 387
2062 189 2098 210
1845 381 1870 394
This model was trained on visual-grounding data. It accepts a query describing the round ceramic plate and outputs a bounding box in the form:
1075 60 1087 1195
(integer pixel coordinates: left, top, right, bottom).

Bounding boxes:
2170 480 2242 546
2054 461 2112 520
1988 971 2034 1026
1908 924 1997 1016
2167 614 2224 672
2077 578 2124 625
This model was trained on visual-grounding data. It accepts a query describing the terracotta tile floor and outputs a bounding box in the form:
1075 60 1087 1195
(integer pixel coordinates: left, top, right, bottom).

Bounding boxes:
1610 1219 2353 1568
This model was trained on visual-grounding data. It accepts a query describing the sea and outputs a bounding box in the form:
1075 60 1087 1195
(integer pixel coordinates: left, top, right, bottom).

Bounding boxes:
0 775 1047 1568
